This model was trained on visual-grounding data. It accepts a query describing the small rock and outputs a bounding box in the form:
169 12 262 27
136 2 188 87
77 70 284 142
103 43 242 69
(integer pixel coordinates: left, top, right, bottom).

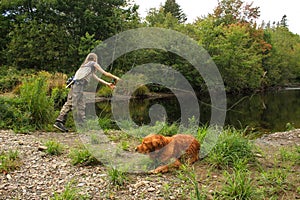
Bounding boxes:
6 174 12 180
147 187 156 192
38 146 47 151
133 181 149 189
78 182 85 187
61 163 67 167
255 153 263 158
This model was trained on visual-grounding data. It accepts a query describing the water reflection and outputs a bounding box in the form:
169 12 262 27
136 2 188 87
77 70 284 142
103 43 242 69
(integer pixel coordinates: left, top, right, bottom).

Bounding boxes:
92 90 300 133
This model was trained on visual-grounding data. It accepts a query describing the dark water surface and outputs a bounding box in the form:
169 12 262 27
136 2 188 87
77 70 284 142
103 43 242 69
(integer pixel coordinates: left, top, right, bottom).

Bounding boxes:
92 89 300 134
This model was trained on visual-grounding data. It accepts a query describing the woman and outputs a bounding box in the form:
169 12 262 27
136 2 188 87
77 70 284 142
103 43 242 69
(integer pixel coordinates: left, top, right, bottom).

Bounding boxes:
54 53 120 132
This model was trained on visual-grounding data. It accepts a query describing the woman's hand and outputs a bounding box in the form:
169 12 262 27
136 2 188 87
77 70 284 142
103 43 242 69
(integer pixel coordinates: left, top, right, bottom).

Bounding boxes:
108 83 115 90
112 77 121 85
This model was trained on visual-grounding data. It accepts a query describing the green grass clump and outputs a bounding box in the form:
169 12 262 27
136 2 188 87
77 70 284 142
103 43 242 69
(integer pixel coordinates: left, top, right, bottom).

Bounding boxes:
69 147 100 166
0 73 57 132
44 140 64 156
158 122 179 136
206 128 256 169
258 168 290 198
107 167 128 186
98 116 118 131
0 150 21 173
216 167 257 200
279 146 300 165
51 181 90 200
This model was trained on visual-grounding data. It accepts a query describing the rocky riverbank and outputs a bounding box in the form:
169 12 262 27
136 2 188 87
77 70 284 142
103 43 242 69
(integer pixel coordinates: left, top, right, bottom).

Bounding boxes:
0 129 299 199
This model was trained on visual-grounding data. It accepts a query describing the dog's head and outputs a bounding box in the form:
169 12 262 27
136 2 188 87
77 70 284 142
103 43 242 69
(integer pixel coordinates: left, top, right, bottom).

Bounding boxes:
135 134 169 154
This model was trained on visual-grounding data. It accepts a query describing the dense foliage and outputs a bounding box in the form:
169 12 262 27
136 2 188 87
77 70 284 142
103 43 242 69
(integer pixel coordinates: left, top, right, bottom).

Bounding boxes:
0 0 300 93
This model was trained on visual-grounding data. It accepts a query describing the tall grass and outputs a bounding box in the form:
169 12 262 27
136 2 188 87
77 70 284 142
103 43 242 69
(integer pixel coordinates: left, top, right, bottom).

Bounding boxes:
19 74 55 129
206 128 256 169
217 167 257 199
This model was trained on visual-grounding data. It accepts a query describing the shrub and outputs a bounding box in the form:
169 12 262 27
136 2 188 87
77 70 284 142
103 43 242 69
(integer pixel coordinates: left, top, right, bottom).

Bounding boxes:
133 85 150 97
0 66 34 93
115 73 150 97
47 72 68 91
97 85 113 97
51 87 69 109
19 74 55 129
0 96 31 131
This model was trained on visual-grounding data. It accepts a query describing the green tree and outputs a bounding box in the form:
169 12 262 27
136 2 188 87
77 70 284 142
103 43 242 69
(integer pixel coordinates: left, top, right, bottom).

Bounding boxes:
7 20 77 72
211 23 264 91
213 0 260 25
162 0 187 23
280 15 288 28
1 0 139 71
263 27 300 86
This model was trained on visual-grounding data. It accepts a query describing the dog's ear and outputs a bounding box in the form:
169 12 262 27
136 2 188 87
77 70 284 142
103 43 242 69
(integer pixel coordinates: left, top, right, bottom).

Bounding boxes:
152 136 165 149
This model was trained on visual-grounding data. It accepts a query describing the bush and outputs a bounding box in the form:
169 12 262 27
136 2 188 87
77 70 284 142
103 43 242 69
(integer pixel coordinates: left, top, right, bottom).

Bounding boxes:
51 87 69 109
19 75 55 129
0 96 31 131
133 85 150 97
97 85 113 97
0 66 34 93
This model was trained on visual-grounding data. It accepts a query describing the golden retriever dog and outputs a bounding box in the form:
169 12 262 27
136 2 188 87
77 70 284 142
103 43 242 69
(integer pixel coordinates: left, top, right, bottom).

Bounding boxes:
135 134 200 173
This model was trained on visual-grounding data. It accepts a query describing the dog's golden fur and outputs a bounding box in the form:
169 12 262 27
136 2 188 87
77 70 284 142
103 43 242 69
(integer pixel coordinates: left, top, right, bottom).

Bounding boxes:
136 134 200 173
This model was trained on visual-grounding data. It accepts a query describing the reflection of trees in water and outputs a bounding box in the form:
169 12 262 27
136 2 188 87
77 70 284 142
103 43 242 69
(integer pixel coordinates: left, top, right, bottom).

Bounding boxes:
226 90 300 132
94 90 300 133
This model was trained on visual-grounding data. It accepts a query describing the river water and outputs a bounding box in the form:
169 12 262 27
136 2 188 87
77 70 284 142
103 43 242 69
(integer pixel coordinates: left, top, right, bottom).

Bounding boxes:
93 89 300 134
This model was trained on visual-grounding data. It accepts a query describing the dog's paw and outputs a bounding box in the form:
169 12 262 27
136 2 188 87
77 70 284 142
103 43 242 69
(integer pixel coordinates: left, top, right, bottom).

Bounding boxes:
150 166 168 174
149 169 157 174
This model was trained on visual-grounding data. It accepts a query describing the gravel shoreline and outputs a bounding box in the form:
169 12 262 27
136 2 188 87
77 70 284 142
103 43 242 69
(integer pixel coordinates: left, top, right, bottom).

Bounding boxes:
1 129 300 199
0 130 191 200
